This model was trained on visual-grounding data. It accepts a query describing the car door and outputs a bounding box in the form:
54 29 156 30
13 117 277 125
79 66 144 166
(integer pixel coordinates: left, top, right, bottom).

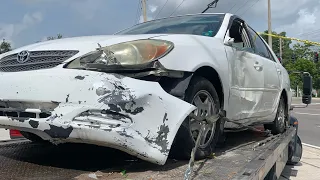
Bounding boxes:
245 25 281 117
224 18 265 120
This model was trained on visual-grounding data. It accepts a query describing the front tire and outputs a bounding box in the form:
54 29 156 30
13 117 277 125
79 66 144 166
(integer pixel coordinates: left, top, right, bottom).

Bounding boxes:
170 76 222 160
265 96 287 134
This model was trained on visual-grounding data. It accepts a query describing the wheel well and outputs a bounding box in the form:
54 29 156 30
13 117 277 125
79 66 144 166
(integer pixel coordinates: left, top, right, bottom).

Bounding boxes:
193 66 224 107
281 89 288 115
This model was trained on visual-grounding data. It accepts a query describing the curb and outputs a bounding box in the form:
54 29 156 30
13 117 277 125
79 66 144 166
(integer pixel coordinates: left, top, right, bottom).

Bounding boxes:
302 143 320 150
291 103 320 105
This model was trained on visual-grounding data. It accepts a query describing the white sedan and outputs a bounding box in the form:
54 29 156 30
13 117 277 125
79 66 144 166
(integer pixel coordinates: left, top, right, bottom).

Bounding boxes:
0 13 291 165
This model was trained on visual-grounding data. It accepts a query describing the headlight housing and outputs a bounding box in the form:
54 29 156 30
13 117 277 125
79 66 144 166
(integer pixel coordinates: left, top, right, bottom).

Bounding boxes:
66 39 174 69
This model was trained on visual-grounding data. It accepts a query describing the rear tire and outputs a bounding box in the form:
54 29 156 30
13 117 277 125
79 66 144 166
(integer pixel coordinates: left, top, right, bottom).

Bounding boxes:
264 96 287 134
170 76 223 160
20 131 46 143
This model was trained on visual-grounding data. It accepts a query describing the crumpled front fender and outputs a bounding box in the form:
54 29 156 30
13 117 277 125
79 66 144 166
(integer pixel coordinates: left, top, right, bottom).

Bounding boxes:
0 69 196 165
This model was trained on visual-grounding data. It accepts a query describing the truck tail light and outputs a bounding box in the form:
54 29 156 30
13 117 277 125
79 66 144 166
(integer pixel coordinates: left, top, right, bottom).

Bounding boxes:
9 129 23 139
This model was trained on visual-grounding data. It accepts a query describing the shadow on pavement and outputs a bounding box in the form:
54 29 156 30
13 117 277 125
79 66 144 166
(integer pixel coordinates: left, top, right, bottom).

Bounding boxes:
281 162 302 179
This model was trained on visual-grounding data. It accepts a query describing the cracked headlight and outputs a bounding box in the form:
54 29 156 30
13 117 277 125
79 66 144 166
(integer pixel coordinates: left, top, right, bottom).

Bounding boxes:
66 39 174 68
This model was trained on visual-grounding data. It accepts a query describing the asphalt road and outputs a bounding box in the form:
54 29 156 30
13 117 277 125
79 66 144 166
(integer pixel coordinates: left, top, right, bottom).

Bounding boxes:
291 98 320 147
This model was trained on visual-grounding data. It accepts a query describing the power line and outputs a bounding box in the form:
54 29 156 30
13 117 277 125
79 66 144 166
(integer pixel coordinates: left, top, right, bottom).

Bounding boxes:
298 29 320 37
240 0 261 16
227 3 237 13
234 0 250 14
155 0 169 19
169 0 186 17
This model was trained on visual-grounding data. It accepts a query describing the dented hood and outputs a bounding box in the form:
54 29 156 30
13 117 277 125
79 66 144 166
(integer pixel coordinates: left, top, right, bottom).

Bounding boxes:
1 34 169 60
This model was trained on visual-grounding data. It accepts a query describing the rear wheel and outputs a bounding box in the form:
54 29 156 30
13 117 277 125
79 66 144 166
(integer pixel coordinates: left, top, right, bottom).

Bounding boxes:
170 76 222 160
264 96 287 134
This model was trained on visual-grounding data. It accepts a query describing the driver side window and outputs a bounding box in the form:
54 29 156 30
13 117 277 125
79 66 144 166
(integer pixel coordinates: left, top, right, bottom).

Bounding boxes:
228 19 252 52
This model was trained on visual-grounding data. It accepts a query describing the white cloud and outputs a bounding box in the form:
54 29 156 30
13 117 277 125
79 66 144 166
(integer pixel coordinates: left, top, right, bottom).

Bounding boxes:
0 12 43 47
246 0 309 19
276 8 318 35
14 0 320 45
274 0 320 43
20 0 104 20
149 4 158 13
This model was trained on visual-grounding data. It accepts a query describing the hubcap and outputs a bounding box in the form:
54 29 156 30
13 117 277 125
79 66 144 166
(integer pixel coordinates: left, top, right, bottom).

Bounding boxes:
189 90 217 148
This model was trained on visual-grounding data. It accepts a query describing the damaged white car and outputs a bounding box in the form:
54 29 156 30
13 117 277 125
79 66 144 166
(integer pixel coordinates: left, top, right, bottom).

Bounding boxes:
0 13 291 165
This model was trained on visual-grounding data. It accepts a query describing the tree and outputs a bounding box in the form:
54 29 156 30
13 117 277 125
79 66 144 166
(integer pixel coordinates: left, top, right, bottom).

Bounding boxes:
291 43 314 60
314 60 320 90
260 30 320 92
285 58 317 89
260 30 293 64
47 34 63 41
0 39 12 54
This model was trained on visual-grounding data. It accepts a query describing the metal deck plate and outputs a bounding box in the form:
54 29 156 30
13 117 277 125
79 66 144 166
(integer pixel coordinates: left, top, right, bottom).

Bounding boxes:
0 129 289 180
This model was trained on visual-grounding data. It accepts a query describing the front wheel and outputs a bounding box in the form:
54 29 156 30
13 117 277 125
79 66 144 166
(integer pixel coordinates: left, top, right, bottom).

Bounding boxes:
170 76 223 160
265 96 287 134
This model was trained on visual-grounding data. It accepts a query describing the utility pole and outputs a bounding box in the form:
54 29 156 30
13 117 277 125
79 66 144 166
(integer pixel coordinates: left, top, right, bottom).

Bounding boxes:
142 0 147 22
279 38 282 59
268 0 272 50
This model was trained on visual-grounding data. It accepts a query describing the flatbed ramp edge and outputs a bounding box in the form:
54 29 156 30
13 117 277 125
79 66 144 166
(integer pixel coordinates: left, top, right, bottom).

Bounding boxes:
0 127 296 180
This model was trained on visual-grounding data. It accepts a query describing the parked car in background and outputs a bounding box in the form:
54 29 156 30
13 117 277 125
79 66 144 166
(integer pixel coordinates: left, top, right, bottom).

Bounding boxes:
0 13 291 165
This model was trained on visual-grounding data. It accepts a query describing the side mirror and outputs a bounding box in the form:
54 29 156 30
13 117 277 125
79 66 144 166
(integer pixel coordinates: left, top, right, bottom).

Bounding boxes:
224 38 235 46
302 73 312 104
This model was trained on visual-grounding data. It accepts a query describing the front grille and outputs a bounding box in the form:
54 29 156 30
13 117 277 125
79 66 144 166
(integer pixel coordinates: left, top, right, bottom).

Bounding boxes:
0 50 79 72
0 101 57 119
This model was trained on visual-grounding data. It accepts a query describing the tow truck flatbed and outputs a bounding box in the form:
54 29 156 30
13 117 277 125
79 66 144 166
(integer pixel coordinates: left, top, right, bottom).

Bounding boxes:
0 126 298 180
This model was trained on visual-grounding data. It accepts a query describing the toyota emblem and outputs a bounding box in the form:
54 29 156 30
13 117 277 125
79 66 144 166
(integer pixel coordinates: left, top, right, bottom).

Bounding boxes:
17 50 30 63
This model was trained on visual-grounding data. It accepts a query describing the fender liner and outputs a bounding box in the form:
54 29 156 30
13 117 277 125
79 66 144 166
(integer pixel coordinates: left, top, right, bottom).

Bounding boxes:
158 72 194 99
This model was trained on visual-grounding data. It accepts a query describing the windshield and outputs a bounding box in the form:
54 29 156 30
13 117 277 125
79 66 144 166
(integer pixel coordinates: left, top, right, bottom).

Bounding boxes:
115 14 225 36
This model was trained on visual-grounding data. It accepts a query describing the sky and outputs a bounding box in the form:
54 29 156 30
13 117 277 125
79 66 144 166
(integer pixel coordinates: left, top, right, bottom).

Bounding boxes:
1 0 320 48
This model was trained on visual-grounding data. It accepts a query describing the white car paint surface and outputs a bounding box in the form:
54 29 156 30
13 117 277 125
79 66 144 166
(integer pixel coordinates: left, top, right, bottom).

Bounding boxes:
0 13 291 165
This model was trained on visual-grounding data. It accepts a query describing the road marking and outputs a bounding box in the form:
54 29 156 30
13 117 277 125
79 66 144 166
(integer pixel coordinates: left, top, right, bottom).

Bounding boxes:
293 112 320 116
302 143 320 150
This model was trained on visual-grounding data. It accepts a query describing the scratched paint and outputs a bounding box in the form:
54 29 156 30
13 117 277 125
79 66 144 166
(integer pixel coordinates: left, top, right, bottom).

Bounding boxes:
0 68 196 165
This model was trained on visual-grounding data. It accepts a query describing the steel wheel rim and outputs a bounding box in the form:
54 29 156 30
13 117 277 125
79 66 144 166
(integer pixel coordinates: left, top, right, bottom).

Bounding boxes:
189 90 217 148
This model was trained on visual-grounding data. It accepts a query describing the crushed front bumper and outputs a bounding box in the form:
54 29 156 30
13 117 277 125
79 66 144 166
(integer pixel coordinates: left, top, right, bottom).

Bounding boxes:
0 69 195 165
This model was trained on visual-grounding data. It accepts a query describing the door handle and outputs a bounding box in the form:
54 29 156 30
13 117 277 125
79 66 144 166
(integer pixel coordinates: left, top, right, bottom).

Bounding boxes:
253 62 263 71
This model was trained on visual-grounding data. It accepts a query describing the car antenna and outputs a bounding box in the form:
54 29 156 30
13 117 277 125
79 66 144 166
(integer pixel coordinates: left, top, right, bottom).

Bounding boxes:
202 0 219 13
